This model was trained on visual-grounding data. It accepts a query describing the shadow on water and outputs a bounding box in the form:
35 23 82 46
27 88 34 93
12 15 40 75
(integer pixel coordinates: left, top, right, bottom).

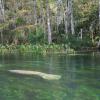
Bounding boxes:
0 52 100 100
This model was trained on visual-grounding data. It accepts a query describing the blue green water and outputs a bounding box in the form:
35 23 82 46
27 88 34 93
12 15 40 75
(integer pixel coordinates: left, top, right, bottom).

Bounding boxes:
0 52 100 100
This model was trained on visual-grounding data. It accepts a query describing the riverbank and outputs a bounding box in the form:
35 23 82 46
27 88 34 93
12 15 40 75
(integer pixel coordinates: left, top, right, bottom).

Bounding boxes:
0 44 75 55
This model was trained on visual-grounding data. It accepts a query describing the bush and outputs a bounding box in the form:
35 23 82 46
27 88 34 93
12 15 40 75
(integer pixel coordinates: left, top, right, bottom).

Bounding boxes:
16 17 26 26
28 26 44 44
65 34 93 50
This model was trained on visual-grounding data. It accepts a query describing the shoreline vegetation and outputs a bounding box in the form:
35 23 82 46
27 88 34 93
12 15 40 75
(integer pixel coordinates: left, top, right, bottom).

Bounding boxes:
0 44 98 55
0 44 75 55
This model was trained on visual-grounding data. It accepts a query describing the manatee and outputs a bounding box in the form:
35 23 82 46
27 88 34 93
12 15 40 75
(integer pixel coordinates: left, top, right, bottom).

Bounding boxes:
8 70 61 80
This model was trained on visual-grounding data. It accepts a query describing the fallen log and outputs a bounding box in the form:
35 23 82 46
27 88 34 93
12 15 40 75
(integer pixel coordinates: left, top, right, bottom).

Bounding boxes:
8 70 61 80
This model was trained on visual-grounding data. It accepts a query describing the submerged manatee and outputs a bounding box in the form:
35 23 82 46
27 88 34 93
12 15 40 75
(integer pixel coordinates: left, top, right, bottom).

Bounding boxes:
8 70 61 80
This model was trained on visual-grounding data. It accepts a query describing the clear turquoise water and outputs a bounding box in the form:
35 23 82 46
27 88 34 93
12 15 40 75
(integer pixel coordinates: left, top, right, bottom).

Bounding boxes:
0 52 100 100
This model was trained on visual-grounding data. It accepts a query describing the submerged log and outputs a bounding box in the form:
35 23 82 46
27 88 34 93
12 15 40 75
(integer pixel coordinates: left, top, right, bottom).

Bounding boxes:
8 70 61 80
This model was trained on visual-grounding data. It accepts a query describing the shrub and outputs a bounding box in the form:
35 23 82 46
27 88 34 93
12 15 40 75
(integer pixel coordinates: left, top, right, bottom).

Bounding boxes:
28 26 44 44
16 17 26 26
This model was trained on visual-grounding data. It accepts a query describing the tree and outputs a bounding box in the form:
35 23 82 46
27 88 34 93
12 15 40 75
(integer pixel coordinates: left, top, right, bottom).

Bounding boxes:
64 0 68 37
39 0 46 39
0 0 5 22
70 0 75 35
46 0 52 44
64 0 75 37
56 0 63 26
33 0 37 25
99 0 100 31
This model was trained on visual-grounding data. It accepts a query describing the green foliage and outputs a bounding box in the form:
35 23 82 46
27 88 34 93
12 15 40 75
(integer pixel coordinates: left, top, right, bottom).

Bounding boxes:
0 44 75 55
0 0 99 52
16 17 26 26
66 34 93 50
28 26 44 44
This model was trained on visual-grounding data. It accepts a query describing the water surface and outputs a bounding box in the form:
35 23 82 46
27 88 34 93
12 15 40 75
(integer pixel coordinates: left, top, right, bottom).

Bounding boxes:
0 52 100 100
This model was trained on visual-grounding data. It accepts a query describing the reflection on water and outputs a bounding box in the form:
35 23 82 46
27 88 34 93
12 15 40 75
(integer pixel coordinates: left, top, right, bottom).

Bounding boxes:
0 52 100 100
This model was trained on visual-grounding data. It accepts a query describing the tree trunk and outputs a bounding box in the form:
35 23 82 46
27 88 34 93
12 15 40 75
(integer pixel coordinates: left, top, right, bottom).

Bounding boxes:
39 0 46 40
64 0 68 38
66 0 75 35
0 30 3 44
80 28 83 40
56 0 63 26
33 0 37 25
46 0 52 44
99 0 100 33
0 0 5 22
70 0 75 35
